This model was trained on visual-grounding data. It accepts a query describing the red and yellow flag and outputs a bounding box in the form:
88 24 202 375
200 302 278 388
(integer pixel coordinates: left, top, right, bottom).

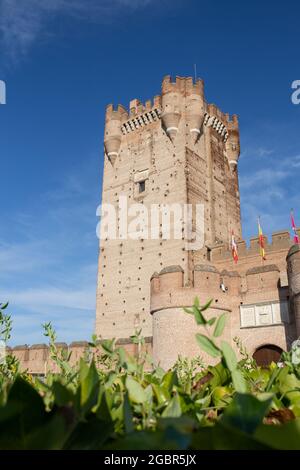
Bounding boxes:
258 218 266 261
231 231 238 264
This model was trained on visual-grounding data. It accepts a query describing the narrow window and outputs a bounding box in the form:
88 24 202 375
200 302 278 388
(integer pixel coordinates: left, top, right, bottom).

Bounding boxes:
139 180 146 193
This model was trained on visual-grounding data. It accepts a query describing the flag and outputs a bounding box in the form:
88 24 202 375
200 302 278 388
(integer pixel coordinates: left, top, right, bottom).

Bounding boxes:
231 231 238 264
258 218 266 260
291 210 300 244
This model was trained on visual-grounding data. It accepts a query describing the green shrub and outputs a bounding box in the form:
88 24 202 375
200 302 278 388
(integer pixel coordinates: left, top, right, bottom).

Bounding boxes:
0 299 299 450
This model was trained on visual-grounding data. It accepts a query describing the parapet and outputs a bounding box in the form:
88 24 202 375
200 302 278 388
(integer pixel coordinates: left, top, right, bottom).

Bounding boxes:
162 75 204 97
150 264 235 314
104 76 237 144
246 264 280 275
105 103 128 122
211 229 299 263
8 337 153 375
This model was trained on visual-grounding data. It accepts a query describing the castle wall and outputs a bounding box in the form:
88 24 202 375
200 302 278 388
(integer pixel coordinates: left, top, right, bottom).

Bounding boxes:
8 338 152 375
150 239 298 369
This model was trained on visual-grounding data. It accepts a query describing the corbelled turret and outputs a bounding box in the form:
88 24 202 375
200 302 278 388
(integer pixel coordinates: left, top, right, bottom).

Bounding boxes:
185 77 205 143
161 75 183 141
104 104 128 165
225 115 240 170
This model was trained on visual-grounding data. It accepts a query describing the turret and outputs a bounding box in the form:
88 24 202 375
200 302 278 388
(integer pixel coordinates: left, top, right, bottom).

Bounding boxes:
104 104 128 165
225 115 240 170
150 265 231 369
185 78 205 143
287 244 300 337
161 76 183 142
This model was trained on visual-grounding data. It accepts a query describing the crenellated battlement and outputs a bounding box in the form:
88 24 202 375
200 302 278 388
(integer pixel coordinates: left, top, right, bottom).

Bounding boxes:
150 264 240 315
105 103 128 121
162 75 204 96
211 229 300 263
103 76 239 147
7 338 152 375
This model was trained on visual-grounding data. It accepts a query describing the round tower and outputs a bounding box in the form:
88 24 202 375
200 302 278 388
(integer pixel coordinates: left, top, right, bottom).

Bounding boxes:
161 76 183 142
104 104 127 165
287 244 300 338
150 265 231 369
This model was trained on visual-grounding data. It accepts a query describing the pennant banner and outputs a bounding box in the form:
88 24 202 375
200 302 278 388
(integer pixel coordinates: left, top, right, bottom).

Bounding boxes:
291 210 300 244
231 231 238 264
258 219 266 261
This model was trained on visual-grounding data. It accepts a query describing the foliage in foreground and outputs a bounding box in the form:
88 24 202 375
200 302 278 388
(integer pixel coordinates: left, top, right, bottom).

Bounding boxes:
0 300 300 450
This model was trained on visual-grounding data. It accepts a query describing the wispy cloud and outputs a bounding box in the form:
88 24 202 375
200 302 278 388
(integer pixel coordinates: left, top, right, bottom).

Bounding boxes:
0 0 157 60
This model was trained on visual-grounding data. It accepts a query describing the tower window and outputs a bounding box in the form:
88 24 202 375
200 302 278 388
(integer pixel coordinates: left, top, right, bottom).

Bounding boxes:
139 180 146 193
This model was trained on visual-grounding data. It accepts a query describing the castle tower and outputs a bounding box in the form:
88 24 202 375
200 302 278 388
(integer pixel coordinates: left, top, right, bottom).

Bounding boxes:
287 244 300 338
96 76 242 340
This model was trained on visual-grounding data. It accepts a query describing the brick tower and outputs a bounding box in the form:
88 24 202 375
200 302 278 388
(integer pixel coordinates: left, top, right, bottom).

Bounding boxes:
96 76 242 340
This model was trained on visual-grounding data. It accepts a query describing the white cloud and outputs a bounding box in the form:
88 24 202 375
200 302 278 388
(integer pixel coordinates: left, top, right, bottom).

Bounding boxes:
239 168 288 190
257 147 274 158
0 0 157 60
1 284 95 311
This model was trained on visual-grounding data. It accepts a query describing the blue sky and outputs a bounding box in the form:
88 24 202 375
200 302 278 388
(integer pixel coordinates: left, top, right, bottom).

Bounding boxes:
0 0 299 345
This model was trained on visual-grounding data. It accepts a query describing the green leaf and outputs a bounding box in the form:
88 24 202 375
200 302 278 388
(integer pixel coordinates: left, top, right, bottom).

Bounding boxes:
101 339 115 354
207 317 217 326
0 302 9 310
183 308 194 315
52 382 74 407
63 418 113 450
152 384 169 405
213 313 226 337
95 390 113 422
196 334 221 358
125 376 147 404
0 377 69 450
254 419 300 450
221 341 237 372
192 306 206 325
208 362 231 388
79 359 99 412
162 371 179 392
194 297 200 308
278 373 300 403
123 392 134 434
200 299 213 312
221 393 272 434
161 394 182 418
231 369 247 394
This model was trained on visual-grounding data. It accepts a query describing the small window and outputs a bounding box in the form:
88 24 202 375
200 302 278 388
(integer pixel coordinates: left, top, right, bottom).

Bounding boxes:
139 180 146 193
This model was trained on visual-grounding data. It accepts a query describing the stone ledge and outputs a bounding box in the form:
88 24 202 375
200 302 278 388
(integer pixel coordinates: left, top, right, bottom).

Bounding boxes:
246 265 280 276
160 265 184 275
194 264 219 273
